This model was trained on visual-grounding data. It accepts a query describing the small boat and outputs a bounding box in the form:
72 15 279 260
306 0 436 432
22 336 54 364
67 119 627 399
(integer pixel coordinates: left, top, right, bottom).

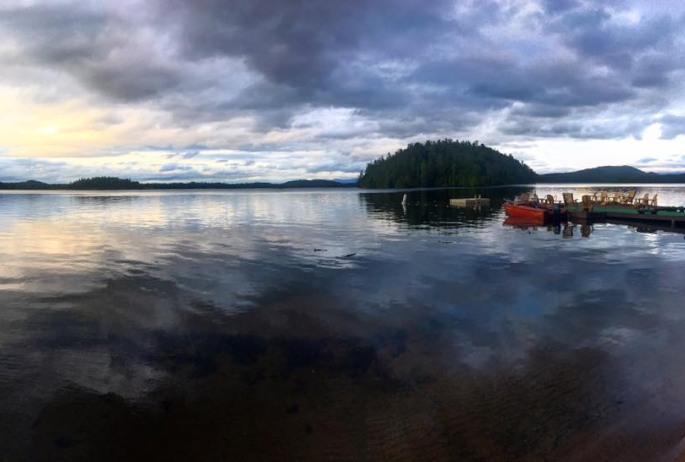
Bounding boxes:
503 215 544 228
504 203 549 220
504 198 567 223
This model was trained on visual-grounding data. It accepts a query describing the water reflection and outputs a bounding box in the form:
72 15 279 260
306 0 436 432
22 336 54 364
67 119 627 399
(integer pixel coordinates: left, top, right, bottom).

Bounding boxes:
359 187 530 237
503 219 599 239
1 187 685 461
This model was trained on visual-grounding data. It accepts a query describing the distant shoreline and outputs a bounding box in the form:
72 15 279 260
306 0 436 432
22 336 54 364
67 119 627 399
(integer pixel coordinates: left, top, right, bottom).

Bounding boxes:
3 181 685 192
3 166 685 192
0 178 358 191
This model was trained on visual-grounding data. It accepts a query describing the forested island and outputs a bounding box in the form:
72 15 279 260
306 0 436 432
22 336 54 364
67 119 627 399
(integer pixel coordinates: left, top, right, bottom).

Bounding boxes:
357 140 537 188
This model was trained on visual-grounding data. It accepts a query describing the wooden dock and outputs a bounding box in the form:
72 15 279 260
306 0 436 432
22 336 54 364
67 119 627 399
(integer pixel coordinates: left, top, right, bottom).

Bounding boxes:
567 205 685 229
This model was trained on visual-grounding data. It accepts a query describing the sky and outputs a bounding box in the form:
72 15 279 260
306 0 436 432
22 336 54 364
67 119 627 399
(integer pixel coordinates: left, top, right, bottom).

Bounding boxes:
1 0 685 183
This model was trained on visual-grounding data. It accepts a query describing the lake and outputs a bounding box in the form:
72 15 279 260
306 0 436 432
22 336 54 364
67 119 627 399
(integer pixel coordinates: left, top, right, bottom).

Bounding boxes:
1 184 685 461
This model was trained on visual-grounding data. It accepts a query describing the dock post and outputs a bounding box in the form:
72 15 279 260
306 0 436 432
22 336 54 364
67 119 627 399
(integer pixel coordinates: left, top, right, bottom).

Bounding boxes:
401 194 407 205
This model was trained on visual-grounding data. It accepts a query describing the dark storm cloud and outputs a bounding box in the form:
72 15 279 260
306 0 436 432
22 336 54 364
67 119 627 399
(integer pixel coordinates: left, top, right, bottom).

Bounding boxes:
468 62 634 108
659 114 685 139
0 4 188 102
501 111 650 140
542 0 581 14
0 0 684 147
559 11 676 68
156 0 454 88
510 104 571 118
546 6 685 99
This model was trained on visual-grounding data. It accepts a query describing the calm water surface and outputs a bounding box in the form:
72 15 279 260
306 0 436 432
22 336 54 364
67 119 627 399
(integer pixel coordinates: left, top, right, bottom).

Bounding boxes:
2 184 685 461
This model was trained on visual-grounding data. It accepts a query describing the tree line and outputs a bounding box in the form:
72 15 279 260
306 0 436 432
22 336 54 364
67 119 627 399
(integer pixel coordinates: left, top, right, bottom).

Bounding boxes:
0 177 352 190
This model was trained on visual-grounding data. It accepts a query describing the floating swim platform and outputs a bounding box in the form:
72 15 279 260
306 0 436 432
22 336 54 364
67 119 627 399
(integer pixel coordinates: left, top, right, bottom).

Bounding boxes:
450 197 490 207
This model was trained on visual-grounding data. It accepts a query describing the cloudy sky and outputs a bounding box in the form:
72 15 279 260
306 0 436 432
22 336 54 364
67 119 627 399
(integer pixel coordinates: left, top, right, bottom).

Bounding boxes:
1 0 685 183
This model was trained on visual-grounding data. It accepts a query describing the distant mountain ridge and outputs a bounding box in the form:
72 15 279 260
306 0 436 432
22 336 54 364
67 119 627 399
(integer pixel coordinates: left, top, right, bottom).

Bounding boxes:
537 165 685 183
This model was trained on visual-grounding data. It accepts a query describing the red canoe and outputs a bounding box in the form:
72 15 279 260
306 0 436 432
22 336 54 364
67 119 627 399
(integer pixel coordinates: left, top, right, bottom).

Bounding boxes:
504 203 567 222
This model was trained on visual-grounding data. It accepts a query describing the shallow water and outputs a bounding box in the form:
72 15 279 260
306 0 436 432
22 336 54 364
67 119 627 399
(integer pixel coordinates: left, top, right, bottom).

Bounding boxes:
1 184 685 461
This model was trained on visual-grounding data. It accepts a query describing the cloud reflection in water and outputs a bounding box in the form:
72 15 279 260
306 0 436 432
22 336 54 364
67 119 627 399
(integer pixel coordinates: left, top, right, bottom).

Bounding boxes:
1 187 685 461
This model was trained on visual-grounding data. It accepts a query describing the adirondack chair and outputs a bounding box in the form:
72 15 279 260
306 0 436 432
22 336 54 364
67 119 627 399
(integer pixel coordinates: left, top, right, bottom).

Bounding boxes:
650 193 658 207
545 194 555 206
624 190 637 204
592 191 608 205
636 193 650 206
516 192 530 204
582 195 594 211
562 193 577 208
